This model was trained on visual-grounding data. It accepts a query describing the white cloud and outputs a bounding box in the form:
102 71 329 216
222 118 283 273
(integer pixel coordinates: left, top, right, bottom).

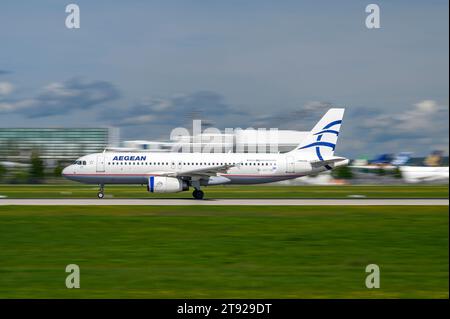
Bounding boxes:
105 91 246 129
0 78 119 117
346 99 449 156
0 99 35 112
0 82 14 95
44 82 78 97
121 114 156 125
414 100 439 113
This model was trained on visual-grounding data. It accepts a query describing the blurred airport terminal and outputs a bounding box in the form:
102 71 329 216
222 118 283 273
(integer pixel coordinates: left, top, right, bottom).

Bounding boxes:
0 126 448 184
0 127 119 164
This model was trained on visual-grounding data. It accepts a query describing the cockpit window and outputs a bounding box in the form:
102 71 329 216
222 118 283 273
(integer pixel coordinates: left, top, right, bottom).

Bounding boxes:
73 160 86 165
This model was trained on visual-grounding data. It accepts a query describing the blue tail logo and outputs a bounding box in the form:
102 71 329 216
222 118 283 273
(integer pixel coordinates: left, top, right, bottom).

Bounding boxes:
298 120 341 170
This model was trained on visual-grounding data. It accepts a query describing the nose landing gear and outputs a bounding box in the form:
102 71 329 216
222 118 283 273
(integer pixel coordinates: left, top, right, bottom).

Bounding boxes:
97 184 104 199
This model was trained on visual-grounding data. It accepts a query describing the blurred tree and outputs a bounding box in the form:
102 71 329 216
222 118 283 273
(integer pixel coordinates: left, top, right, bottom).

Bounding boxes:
392 167 403 179
332 166 353 179
29 152 45 183
375 167 386 176
54 162 64 177
0 163 5 182
10 170 28 184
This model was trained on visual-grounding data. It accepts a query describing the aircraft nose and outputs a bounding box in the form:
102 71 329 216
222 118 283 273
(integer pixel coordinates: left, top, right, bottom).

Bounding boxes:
62 166 69 177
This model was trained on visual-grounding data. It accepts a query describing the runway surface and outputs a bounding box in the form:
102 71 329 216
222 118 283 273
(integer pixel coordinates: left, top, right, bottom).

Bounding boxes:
0 199 448 206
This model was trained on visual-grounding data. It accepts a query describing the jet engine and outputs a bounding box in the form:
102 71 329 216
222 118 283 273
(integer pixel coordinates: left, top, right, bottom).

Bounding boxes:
147 176 189 193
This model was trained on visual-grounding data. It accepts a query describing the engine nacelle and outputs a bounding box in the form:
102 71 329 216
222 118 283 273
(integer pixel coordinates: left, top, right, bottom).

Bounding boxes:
147 176 189 193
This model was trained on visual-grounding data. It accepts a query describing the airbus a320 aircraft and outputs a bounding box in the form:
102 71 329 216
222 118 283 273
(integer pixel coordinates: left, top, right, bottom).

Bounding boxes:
62 109 349 199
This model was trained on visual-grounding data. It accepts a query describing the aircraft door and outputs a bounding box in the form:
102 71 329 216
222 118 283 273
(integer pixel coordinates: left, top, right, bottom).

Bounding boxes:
286 156 295 173
96 155 105 172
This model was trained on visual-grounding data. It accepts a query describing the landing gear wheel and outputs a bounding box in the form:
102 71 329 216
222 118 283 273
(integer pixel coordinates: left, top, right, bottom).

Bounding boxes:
97 184 105 199
192 189 204 200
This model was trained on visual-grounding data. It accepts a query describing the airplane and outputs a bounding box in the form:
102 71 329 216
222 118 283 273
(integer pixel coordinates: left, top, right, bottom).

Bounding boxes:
400 151 449 183
62 108 349 199
351 152 412 170
350 150 449 183
400 165 449 183
390 152 413 166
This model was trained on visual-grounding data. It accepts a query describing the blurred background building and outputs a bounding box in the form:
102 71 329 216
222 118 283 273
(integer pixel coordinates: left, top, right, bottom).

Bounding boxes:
0 126 447 185
0 127 119 166
119 130 308 153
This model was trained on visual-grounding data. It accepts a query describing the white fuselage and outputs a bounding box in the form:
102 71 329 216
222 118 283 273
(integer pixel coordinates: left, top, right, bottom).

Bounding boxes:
62 108 349 192
62 151 331 186
400 166 449 183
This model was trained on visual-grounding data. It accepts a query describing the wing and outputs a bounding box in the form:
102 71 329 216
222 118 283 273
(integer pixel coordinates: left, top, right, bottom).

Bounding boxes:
148 164 236 179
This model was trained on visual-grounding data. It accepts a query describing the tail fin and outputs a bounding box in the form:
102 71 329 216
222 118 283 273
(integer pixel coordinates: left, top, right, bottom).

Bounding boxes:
391 152 412 166
291 108 345 159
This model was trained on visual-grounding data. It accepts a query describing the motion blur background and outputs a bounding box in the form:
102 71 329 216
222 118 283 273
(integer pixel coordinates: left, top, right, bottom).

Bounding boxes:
1 1 448 186
0 1 448 299
0 125 448 185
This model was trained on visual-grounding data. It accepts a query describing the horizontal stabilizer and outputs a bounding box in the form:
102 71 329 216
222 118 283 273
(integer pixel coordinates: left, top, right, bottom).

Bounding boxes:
309 157 349 168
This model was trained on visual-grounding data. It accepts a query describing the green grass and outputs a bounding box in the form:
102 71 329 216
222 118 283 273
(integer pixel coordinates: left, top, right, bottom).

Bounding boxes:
0 184 448 199
0 205 447 298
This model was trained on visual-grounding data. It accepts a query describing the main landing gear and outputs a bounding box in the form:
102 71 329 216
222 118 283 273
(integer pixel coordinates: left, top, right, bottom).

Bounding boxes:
97 184 104 199
191 180 204 200
192 189 204 200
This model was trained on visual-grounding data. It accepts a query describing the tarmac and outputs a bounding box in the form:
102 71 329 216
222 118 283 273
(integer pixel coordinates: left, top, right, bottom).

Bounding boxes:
0 199 448 206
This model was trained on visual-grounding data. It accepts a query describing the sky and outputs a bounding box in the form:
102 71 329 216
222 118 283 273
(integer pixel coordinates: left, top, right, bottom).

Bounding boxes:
0 0 448 157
